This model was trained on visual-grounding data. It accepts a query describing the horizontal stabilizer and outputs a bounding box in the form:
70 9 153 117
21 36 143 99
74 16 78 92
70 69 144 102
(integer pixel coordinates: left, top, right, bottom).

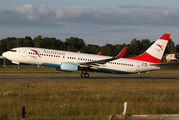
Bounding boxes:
150 63 173 67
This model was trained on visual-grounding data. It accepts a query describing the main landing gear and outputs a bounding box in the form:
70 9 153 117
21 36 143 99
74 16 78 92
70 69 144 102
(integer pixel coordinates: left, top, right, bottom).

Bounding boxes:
81 70 89 78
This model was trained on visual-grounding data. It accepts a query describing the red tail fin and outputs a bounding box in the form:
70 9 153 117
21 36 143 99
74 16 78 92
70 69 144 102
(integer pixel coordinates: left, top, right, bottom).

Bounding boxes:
126 33 170 63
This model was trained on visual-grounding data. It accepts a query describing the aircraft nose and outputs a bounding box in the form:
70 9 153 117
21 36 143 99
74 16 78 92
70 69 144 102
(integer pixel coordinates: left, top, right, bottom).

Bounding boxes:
2 52 5 57
2 52 8 58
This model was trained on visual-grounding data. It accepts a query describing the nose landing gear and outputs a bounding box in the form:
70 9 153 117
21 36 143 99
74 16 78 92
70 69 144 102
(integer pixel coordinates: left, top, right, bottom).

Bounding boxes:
17 64 20 69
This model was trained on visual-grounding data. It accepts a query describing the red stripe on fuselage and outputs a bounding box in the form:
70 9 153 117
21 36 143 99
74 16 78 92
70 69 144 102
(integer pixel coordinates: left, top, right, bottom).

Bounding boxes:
30 49 41 58
126 52 161 63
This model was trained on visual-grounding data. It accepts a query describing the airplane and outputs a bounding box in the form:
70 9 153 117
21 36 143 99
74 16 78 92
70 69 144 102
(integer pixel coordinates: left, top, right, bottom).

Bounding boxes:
2 33 170 78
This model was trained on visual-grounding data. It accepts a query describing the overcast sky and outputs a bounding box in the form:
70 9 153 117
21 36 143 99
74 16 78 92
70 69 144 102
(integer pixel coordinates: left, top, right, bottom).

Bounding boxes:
0 0 179 46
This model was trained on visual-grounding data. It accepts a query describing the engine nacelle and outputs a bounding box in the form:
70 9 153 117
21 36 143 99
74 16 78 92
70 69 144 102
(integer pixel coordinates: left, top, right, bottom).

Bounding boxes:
56 62 78 72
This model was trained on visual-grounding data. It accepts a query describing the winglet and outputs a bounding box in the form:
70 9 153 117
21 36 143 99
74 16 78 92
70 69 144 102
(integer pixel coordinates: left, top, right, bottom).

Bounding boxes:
116 46 128 58
97 51 102 55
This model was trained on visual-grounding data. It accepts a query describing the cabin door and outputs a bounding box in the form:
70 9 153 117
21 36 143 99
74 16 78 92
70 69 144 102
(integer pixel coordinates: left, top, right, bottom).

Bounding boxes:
22 49 27 57
136 62 140 72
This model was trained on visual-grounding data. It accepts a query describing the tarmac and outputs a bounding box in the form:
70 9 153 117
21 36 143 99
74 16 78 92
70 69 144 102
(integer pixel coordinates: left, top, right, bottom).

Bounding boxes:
0 76 178 81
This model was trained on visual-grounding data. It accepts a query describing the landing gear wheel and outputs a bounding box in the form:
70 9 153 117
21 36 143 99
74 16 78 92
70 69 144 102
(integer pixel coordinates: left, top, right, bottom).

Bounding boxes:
81 73 89 78
81 68 90 78
81 73 85 78
85 73 89 78
17 65 20 69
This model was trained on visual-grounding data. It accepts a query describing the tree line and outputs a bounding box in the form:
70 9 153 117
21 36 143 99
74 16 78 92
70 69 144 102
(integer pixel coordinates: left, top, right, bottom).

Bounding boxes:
0 35 178 57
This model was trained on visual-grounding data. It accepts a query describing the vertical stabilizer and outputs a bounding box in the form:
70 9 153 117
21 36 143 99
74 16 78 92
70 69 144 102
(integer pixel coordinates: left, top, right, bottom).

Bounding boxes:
127 33 170 63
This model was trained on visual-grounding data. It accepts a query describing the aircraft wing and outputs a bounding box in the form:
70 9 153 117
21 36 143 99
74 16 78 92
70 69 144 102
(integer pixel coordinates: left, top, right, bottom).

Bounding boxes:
78 46 128 68
78 57 119 68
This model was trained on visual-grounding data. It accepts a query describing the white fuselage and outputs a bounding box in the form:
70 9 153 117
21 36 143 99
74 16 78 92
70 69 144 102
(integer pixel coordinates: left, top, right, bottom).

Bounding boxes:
2 47 160 74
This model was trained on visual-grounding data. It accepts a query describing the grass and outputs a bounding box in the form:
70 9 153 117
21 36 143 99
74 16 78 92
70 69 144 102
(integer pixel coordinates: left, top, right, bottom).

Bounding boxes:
1 79 179 119
0 67 179 119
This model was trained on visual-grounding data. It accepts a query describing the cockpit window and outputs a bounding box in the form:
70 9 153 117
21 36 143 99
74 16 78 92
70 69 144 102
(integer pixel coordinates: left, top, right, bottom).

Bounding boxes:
11 50 17 52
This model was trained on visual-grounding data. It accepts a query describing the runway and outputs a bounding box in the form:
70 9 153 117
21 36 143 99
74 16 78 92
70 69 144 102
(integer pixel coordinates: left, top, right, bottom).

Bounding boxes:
0 76 179 81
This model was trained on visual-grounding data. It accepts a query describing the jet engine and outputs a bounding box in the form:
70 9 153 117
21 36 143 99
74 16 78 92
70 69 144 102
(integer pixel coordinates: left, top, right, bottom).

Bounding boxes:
56 62 78 72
